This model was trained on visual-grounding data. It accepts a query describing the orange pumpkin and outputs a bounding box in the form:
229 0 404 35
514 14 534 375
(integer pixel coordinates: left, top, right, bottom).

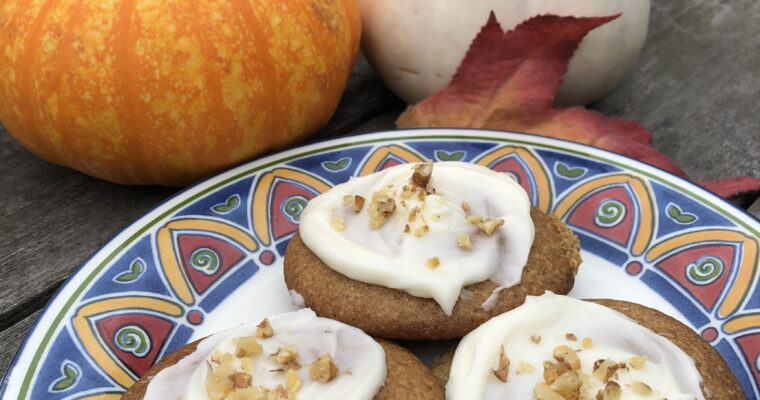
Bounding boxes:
0 0 361 185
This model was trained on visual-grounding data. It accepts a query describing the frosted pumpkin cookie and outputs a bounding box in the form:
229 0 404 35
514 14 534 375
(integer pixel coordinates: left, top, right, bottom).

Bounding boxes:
284 161 581 339
433 293 744 399
123 309 443 400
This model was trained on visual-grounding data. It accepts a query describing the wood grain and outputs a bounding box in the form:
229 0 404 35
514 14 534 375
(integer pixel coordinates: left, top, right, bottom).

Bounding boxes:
0 0 759 382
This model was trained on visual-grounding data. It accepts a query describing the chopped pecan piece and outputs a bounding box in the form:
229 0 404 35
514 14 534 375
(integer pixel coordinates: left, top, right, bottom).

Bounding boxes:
629 381 653 396
553 345 580 370
478 218 505 236
331 216 345 232
592 359 625 382
457 233 472 250
235 337 263 357
273 346 299 366
543 361 571 385
343 195 365 213
230 372 252 389
310 354 340 383
534 383 565 400
492 345 510 383
596 381 622 400
550 370 581 400
411 162 433 188
629 355 646 369
517 361 535 374
255 318 274 338
286 369 302 394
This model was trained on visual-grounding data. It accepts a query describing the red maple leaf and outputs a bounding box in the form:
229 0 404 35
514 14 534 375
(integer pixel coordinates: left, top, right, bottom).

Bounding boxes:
397 13 760 199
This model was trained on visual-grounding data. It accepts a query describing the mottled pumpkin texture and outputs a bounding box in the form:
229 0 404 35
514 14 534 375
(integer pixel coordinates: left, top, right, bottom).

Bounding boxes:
0 0 361 185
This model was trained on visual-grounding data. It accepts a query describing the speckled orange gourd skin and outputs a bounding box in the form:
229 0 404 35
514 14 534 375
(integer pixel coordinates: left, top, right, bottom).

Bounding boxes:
0 0 361 185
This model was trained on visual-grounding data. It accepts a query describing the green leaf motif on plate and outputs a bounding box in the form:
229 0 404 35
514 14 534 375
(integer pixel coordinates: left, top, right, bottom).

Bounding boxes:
322 157 351 172
435 150 466 161
49 361 79 393
114 259 145 283
667 203 697 224
555 162 586 179
211 194 240 214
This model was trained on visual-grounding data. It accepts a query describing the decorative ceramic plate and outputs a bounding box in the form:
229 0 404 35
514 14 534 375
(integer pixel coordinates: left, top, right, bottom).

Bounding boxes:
2 130 758 399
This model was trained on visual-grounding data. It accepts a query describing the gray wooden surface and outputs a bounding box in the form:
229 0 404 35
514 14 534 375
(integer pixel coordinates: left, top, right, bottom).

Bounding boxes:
0 0 759 383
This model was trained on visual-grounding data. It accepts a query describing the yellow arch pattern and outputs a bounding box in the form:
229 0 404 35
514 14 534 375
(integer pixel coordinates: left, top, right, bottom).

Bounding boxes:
156 218 258 305
646 229 758 318
358 144 425 176
553 174 655 256
251 168 332 246
81 393 125 400
72 296 183 389
724 313 760 334
475 145 552 212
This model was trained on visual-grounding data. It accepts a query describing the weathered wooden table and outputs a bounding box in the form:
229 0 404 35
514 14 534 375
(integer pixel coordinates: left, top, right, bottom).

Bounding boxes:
1 0 759 380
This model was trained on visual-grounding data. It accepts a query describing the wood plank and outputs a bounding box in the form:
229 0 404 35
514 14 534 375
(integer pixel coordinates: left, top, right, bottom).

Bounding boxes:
0 311 37 380
589 0 760 182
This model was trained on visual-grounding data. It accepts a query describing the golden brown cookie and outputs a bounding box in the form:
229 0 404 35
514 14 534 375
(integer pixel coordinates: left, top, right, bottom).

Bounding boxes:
431 299 745 399
122 339 443 400
284 207 582 339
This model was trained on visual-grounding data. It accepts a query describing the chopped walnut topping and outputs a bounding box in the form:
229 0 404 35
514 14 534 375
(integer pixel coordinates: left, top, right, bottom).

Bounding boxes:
427 257 440 269
629 381 652 396
457 233 472 250
553 345 580 370
565 333 577 341
414 226 429 237
331 216 345 232
543 361 571 385
255 318 274 339
596 381 621 400
478 218 505 236
409 207 419 222
206 352 237 399
592 359 626 383
531 334 542 344
629 355 646 369
534 383 565 400
368 186 396 229
411 162 433 189
466 215 483 224
461 201 472 213
240 357 252 372
400 185 414 200
286 369 302 394
493 345 510 383
343 195 365 213
310 354 340 383
517 361 535 374
582 337 593 349
404 224 411 233
235 337 263 357
273 346 299 366
550 370 581 400
230 372 252 389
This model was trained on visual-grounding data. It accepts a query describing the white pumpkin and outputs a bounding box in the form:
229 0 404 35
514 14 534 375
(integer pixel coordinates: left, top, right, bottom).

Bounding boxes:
359 0 650 106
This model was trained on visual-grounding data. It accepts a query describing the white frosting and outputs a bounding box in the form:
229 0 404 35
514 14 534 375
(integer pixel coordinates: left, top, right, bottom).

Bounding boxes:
447 293 704 400
144 309 386 400
299 162 535 315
